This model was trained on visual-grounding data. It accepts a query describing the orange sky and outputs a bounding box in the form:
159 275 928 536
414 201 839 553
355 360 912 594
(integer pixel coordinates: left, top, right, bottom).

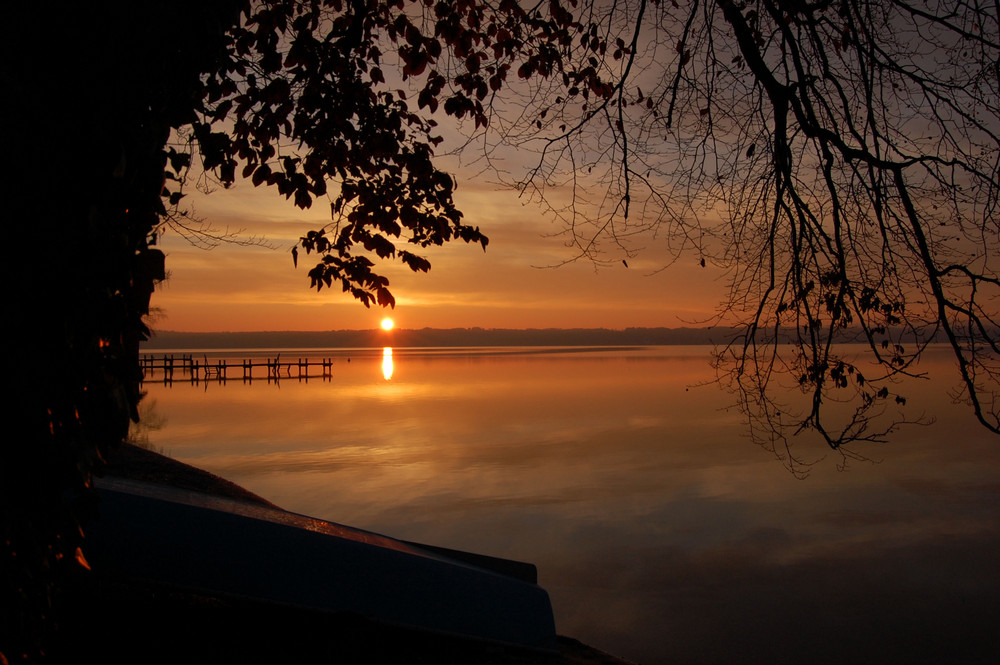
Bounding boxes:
152 169 729 332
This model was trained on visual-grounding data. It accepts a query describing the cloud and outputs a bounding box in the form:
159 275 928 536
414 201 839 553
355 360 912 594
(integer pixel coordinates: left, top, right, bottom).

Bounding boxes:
153 167 729 331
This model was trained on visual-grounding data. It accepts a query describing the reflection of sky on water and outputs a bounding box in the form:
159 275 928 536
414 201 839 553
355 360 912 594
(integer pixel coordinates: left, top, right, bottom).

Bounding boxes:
142 346 1000 664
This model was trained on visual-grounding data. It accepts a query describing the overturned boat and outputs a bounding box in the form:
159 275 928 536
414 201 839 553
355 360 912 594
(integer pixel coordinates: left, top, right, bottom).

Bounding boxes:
85 477 557 652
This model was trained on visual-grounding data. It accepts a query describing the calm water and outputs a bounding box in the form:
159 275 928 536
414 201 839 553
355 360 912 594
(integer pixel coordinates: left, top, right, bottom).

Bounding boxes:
137 346 1000 664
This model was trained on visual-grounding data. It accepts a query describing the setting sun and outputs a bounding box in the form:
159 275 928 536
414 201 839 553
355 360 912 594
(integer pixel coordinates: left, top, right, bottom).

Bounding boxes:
381 317 394 331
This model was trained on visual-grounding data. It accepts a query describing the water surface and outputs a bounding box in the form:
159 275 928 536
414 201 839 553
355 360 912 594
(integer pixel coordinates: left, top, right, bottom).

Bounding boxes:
139 346 1000 664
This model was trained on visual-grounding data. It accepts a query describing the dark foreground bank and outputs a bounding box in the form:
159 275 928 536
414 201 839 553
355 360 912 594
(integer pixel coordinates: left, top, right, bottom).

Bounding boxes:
61 444 634 665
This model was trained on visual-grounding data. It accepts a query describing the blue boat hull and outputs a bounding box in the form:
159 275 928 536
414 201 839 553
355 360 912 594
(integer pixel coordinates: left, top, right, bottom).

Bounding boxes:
86 478 557 651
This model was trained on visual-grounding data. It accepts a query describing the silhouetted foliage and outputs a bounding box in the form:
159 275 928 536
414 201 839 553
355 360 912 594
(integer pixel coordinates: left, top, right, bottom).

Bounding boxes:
173 0 634 308
181 0 1000 465
182 0 534 306
384 0 999 467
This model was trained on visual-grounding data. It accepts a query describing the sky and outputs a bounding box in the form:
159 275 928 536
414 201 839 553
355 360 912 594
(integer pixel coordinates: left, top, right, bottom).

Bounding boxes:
151 166 730 332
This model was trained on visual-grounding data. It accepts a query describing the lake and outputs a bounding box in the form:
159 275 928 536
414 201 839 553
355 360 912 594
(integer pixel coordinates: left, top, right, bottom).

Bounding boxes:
136 345 1000 664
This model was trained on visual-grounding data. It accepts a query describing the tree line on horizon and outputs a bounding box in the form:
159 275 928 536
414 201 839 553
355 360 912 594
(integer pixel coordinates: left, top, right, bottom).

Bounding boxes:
143 326 739 349
142 325 961 350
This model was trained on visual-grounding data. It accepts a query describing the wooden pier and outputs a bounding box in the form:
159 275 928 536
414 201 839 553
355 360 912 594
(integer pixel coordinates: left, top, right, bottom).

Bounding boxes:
140 354 336 385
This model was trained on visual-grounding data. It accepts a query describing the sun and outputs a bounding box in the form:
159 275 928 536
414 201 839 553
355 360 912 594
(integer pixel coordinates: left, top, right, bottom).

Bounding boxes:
381 317 394 331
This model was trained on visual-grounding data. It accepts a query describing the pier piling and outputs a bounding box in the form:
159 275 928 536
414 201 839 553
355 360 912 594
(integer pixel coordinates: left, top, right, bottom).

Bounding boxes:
139 354 336 385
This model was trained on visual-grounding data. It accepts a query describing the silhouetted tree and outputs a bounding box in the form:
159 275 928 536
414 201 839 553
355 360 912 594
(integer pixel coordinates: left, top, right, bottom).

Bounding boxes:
280 0 995 468
477 0 1000 467
2 2 242 661
176 0 589 306
186 0 1000 466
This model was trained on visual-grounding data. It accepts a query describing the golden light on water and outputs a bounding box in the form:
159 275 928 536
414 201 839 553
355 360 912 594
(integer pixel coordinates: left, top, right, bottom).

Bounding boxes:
382 347 393 381
381 317 394 331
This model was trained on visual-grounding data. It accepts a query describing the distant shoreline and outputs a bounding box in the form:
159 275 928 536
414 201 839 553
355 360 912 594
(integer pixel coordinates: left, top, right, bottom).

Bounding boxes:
142 326 741 350
142 325 940 350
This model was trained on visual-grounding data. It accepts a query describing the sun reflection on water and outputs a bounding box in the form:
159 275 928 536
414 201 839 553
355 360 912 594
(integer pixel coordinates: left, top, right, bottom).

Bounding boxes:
382 347 393 381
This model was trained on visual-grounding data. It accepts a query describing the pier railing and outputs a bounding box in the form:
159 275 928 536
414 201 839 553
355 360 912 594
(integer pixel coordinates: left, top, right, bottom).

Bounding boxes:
140 354 336 385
